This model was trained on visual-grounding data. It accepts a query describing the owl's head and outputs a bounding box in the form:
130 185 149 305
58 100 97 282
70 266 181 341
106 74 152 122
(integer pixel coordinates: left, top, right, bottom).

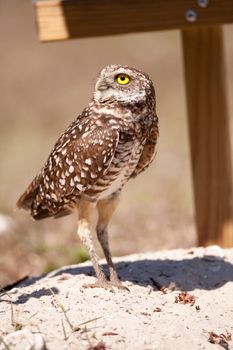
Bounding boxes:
94 64 155 105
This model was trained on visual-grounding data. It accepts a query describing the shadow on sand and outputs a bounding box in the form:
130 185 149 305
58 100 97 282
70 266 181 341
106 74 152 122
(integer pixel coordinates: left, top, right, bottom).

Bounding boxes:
1 255 233 305
52 256 233 291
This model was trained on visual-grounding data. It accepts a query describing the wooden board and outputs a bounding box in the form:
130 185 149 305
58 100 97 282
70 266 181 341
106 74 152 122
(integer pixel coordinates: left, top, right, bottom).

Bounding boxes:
182 26 233 247
35 0 233 42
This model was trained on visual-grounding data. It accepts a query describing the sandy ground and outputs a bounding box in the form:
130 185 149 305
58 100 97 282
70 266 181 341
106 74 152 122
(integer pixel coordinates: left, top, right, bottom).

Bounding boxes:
0 246 233 350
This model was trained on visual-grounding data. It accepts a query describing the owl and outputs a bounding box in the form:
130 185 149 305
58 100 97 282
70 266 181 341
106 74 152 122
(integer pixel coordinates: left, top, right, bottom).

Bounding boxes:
17 64 159 289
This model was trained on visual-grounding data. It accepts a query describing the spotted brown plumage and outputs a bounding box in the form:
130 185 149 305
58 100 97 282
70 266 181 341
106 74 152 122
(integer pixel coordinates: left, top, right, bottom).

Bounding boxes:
17 64 159 289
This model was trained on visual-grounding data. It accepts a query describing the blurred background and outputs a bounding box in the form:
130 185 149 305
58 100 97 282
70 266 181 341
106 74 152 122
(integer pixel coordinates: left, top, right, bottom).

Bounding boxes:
0 1 232 287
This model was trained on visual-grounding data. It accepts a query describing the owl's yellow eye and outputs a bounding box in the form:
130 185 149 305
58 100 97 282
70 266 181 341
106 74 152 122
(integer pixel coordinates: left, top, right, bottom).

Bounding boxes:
115 74 130 85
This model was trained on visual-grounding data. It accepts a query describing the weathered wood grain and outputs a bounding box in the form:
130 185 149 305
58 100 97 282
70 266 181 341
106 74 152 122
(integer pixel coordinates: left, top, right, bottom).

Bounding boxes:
182 26 233 247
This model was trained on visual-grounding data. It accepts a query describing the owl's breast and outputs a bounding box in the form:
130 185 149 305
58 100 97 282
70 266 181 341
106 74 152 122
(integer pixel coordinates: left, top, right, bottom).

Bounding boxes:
85 137 144 200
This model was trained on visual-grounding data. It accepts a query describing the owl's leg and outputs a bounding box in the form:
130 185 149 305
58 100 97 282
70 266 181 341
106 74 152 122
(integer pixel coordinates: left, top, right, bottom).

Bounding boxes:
96 193 127 290
77 198 109 289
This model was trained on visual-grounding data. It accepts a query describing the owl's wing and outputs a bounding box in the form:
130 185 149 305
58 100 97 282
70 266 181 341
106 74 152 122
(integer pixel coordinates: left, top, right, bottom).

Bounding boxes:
131 118 159 178
52 126 120 197
20 126 120 219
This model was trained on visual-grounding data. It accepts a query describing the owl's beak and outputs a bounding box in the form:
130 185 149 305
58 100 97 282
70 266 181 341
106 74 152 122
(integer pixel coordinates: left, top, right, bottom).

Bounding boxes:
95 78 109 91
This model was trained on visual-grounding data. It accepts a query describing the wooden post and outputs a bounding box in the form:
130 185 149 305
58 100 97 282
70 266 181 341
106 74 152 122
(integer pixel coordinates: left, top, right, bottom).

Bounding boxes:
182 26 233 247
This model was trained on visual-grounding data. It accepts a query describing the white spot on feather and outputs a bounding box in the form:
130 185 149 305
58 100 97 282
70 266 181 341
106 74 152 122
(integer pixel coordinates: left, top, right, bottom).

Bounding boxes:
74 175 80 182
90 172 97 179
85 158 92 165
69 165 74 173
55 157 60 165
59 178 66 186
51 193 57 201
77 183 84 191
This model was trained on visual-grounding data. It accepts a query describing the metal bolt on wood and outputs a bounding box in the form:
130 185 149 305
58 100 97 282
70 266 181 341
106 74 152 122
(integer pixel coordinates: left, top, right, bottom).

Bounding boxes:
197 0 209 8
185 10 197 22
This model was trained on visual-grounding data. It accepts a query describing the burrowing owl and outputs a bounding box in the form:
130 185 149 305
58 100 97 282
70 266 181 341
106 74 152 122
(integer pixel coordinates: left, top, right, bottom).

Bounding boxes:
17 64 159 289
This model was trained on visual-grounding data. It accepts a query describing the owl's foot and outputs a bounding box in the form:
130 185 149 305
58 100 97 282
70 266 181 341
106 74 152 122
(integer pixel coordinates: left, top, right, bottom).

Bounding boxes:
83 279 114 291
83 277 129 291
109 279 130 291
109 270 130 291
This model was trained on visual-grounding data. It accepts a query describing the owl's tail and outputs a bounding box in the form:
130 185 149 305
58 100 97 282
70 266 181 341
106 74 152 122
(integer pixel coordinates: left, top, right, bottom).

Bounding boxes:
17 175 73 220
16 175 40 210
